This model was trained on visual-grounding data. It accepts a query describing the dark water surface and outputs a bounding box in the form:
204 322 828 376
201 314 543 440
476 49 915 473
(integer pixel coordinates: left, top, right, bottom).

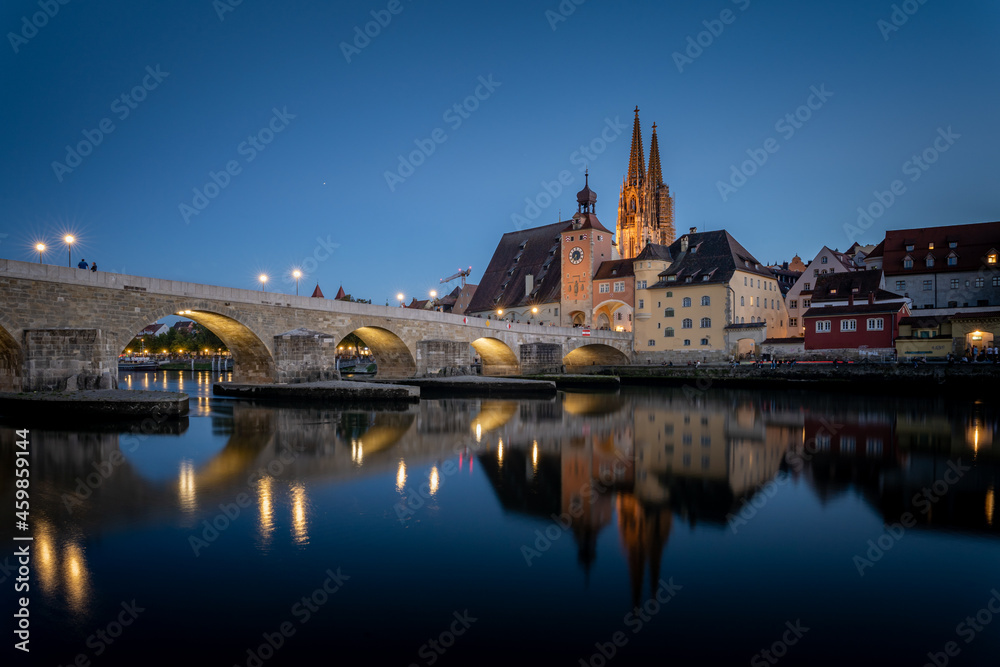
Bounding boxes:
2 371 998 666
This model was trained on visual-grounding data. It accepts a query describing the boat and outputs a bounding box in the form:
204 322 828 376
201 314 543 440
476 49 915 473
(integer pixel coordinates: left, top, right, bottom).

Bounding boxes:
118 357 159 371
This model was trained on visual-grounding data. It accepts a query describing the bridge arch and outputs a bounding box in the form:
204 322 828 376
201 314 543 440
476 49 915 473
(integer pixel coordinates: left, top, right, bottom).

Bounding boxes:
563 343 629 370
471 337 519 376
121 306 276 383
336 324 416 379
0 319 23 392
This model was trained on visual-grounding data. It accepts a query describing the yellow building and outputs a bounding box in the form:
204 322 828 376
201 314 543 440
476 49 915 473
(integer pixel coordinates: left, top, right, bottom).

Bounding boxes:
634 229 789 361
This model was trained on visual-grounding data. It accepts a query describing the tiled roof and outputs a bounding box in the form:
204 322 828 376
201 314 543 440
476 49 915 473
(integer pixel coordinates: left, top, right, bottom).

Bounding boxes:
466 220 566 313
881 221 1000 276
594 259 634 280
802 302 908 318
810 271 885 302
633 243 673 263
652 230 772 288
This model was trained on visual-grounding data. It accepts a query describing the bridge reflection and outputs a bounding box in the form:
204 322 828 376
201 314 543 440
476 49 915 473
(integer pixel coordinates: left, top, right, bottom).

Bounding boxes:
1 388 997 610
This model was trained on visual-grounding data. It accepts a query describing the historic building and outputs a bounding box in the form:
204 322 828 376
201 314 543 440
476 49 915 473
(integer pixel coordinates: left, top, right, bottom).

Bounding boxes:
784 243 871 336
634 228 789 361
592 259 634 331
616 108 675 260
467 175 615 327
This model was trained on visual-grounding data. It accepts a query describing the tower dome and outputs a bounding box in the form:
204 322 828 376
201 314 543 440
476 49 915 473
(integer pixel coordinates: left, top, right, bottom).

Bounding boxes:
577 170 597 213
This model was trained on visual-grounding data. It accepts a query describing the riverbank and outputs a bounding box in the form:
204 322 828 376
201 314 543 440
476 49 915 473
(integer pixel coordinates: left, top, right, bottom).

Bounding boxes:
604 362 1000 394
0 389 189 421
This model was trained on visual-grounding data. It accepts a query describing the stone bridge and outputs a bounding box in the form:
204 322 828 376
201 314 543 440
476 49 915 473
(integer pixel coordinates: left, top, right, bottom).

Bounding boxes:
0 259 633 391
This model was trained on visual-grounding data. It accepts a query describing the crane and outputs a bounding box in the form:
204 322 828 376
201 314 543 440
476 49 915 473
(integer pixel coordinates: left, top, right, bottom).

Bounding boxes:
440 266 472 287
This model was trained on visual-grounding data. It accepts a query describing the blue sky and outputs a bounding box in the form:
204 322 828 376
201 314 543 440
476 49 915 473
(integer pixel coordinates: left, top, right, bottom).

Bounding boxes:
1 0 998 305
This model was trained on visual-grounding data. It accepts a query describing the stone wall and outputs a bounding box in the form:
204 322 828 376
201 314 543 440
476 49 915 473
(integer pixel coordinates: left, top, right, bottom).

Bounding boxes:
24 329 117 391
273 329 340 383
417 340 472 376
520 343 563 374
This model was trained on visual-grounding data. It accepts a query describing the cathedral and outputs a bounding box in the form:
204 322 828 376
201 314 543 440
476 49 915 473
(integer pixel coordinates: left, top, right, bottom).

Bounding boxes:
616 107 675 259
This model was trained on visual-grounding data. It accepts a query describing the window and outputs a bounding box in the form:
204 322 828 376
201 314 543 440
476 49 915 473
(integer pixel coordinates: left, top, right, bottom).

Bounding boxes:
700 338 709 346
657 322 661 329
789 300 797 308
648 339 656 347
905 244 914 252
928 242 934 250
789 317 798 327
756 297 760 307
841 319 857 332
994 277 1000 287
840 436 856 453
740 296 745 307
922 279 932 291
803 299 811 308
821 256 828 264
599 283 609 293
816 320 831 332
665 327 674 337
949 241 957 248
814 269 819 276
613 281 625 292
744 277 747 286
665 291 672 297
804 283 810 290
701 296 710 306
947 256 957 266
926 256 934 267
989 252 998 264
682 318 693 329
895 280 906 290
903 257 913 269
664 308 674 317
700 317 712 328
683 339 691 346
867 318 884 331
638 299 644 309
682 297 691 307
950 279 959 289
975 278 984 288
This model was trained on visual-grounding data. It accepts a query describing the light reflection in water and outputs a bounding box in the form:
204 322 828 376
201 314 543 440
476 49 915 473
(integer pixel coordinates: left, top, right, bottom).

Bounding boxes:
396 460 407 492
35 520 57 596
257 477 274 547
351 439 364 466
429 466 440 495
178 459 197 513
987 487 994 526
63 541 91 614
532 440 539 472
475 423 482 443
291 483 309 546
497 438 503 467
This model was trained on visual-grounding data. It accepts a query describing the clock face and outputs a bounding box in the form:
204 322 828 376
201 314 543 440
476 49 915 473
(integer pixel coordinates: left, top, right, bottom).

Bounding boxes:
569 247 584 264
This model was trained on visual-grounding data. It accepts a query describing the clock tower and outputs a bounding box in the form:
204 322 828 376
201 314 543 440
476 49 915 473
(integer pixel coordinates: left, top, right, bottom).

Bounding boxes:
560 171 613 327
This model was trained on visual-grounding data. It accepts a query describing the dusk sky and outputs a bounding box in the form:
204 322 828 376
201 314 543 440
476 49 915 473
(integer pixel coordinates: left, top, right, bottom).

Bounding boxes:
2 0 998 305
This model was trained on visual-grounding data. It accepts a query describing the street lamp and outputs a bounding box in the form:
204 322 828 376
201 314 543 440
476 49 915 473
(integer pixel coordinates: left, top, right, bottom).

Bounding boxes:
292 269 302 296
259 273 269 291
396 292 404 307
429 290 438 311
35 243 45 263
64 235 75 267
496 308 504 320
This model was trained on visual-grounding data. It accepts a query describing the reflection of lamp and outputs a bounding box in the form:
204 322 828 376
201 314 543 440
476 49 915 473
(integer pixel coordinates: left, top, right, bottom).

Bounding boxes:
396 460 407 492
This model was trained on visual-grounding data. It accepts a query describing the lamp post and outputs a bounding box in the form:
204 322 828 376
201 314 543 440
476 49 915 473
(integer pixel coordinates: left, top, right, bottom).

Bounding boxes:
496 308 504 320
64 235 75 267
259 274 268 291
35 243 45 263
397 292 404 307
429 289 437 311
292 269 302 296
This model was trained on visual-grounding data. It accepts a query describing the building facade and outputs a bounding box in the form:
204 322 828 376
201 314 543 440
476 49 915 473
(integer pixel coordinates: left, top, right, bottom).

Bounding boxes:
616 108 675 260
784 244 870 336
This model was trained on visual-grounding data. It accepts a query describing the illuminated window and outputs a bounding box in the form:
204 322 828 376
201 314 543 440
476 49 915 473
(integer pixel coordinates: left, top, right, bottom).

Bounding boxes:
988 252 998 264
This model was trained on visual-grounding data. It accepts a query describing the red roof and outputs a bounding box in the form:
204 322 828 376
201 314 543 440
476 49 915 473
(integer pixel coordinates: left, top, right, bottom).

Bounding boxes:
881 221 1000 276
335 285 346 300
310 284 325 298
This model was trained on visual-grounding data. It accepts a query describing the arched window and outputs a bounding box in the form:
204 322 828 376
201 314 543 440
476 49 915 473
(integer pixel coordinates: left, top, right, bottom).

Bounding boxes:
664 308 674 317
682 297 691 307
740 296 745 306
682 318 693 329
665 327 674 338
630 198 636 212
700 317 711 328
701 296 710 306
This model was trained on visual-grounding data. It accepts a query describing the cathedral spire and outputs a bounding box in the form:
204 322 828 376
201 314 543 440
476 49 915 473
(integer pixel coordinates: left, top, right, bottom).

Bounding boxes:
647 123 663 186
626 106 645 188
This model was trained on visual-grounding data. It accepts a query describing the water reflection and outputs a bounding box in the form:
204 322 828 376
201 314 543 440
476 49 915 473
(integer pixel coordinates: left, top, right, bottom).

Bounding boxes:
2 381 999 662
